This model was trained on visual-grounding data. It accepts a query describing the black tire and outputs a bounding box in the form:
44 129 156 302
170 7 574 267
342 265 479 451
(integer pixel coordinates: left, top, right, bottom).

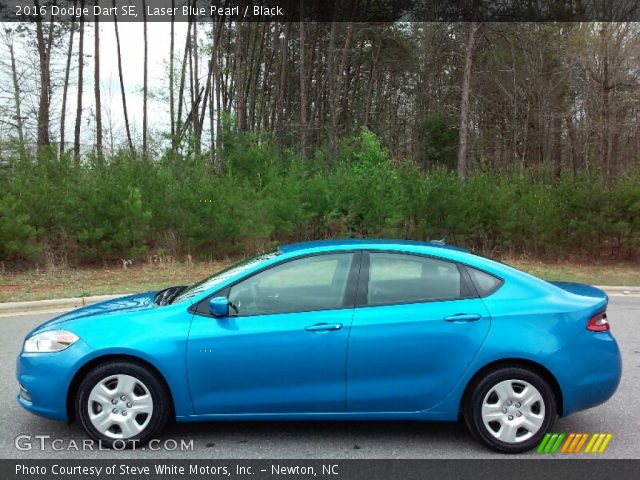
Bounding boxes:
76 360 171 449
464 367 557 453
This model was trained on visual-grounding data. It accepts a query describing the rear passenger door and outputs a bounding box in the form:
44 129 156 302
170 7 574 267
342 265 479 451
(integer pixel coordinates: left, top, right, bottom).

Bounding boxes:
346 251 492 412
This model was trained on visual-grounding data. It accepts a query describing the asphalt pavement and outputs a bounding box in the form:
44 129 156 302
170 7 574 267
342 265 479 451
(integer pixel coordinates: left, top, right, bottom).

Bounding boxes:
0 297 638 459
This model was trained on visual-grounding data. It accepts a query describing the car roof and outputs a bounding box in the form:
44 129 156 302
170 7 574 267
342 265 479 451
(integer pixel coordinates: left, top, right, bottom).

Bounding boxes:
278 239 469 254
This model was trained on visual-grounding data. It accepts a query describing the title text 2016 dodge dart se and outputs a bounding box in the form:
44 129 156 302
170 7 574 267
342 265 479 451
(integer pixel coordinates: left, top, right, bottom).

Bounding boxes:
17 240 621 453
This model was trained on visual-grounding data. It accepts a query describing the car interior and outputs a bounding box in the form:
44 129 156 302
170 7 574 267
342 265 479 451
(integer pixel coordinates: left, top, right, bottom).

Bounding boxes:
227 254 355 315
366 255 462 305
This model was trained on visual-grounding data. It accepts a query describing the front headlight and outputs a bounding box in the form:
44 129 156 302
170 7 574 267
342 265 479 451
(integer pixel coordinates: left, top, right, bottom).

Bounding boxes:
23 330 79 353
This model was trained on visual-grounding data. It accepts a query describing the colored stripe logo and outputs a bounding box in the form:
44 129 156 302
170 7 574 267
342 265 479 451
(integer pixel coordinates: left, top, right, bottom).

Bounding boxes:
537 433 612 454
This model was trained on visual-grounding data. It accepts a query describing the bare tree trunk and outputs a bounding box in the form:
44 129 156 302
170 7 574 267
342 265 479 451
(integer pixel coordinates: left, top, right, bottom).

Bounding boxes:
234 23 246 132
186 24 195 151
8 39 25 145
275 23 290 155
364 42 381 128
209 18 216 160
142 0 148 157
214 20 224 159
457 20 480 180
327 21 337 159
222 25 232 112
202 7 226 151
610 97 623 183
193 16 201 154
113 0 133 152
565 115 579 177
247 23 267 131
599 24 612 185
176 16 193 149
209 82 214 158
94 2 102 157
552 115 562 177
332 22 353 150
256 26 276 132
74 1 86 161
169 0 175 147
198 57 213 156
59 0 77 157
299 11 307 156
34 0 54 152
188 20 195 132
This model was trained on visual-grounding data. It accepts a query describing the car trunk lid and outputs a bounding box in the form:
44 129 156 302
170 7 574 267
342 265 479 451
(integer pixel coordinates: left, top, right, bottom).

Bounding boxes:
548 281 608 302
548 281 609 322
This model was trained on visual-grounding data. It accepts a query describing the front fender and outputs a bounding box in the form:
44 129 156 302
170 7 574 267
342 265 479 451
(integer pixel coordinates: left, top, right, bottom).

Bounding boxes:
61 307 195 417
67 346 194 418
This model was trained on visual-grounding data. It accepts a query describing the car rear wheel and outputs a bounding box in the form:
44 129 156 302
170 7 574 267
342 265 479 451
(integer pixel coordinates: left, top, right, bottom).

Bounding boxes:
465 367 557 453
76 361 170 448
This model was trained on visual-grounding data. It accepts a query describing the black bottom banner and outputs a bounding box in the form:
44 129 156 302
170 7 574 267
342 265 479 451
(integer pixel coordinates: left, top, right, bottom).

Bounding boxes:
4 459 640 480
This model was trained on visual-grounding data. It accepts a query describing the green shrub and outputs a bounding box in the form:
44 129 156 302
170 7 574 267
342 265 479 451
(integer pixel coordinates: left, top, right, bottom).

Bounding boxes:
0 130 637 265
0 193 39 260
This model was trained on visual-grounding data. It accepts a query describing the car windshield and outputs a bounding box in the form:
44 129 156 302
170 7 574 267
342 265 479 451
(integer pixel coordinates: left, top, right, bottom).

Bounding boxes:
172 251 280 304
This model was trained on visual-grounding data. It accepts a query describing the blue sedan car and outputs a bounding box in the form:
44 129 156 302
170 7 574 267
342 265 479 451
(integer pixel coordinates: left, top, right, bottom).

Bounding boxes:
17 240 621 453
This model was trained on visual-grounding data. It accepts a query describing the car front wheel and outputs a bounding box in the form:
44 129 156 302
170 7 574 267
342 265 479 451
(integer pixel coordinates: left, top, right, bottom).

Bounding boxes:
465 367 557 453
76 361 170 448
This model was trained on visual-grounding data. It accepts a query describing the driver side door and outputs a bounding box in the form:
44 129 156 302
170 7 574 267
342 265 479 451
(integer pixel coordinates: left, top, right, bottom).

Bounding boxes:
186 252 361 415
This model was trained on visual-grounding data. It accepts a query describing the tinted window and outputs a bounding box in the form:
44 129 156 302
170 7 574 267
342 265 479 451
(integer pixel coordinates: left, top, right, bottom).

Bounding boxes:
228 253 356 316
366 253 468 305
467 266 503 296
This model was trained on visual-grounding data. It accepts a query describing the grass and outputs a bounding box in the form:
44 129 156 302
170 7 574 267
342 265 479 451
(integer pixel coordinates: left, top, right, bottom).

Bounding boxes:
507 259 640 287
0 260 232 303
0 258 638 303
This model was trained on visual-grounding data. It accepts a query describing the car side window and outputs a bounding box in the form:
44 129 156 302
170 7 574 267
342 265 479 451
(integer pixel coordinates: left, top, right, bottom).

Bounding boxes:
366 252 471 306
227 253 356 316
466 266 503 296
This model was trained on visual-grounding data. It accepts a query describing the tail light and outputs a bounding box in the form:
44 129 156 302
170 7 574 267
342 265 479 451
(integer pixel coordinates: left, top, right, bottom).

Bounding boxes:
587 311 609 332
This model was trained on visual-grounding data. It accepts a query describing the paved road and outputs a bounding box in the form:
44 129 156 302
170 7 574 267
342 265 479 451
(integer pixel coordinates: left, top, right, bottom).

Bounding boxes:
0 297 638 459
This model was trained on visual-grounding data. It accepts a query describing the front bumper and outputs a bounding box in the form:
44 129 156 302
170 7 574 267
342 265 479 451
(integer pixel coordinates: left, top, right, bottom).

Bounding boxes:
16 339 93 422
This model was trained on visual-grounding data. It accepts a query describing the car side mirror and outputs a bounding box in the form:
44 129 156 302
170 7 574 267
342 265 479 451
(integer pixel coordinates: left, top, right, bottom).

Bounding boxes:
209 296 230 317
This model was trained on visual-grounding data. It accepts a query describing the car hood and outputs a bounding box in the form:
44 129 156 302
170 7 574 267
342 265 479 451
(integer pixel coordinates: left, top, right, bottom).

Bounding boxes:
34 291 158 331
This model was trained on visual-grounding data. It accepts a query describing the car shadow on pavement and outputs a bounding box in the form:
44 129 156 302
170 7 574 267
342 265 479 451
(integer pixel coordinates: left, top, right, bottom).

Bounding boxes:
6 414 492 457
162 419 486 456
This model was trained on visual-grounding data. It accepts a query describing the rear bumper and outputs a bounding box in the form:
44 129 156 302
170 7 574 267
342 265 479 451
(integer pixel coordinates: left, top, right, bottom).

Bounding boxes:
556 331 622 416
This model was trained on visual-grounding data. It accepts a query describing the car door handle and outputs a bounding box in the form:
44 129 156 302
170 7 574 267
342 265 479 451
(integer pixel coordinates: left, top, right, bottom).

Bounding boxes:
444 313 482 322
305 323 343 332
